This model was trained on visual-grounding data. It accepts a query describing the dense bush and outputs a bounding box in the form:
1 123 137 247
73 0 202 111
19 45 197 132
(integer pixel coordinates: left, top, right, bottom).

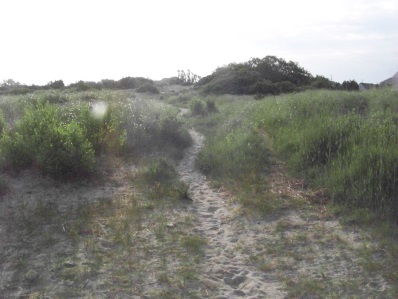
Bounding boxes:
197 55 312 95
0 91 193 179
46 80 65 89
136 83 160 94
0 102 95 178
341 80 359 91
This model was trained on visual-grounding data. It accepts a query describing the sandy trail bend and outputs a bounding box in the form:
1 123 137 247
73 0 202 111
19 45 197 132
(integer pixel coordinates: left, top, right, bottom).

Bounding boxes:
177 129 285 298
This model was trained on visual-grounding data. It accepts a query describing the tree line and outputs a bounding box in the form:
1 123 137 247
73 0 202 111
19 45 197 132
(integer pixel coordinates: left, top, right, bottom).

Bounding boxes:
0 77 158 95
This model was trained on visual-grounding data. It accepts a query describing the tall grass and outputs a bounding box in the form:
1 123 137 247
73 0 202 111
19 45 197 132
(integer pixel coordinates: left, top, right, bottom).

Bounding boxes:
192 96 280 214
255 88 398 220
193 88 398 220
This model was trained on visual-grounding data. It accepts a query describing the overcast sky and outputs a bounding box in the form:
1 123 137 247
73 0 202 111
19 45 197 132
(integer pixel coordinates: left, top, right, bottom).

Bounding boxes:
1 0 397 85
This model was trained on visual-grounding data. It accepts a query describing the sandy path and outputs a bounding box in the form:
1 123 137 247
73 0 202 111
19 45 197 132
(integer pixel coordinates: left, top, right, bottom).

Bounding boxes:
177 129 286 298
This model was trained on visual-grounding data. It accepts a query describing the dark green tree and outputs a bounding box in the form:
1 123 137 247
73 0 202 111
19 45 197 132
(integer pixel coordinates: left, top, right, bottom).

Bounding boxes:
341 80 359 91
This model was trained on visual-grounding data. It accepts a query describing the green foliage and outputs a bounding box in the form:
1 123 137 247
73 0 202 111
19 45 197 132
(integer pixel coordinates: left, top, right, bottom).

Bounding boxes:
197 55 311 95
136 83 160 94
0 102 95 179
255 88 398 220
69 81 101 91
190 99 206 116
142 157 177 184
205 98 218 113
120 99 192 160
196 129 272 180
46 80 65 89
341 80 359 91
119 77 137 89
0 90 192 180
36 122 95 179
249 80 279 96
190 99 218 115
0 110 6 137
311 75 337 89
78 103 125 155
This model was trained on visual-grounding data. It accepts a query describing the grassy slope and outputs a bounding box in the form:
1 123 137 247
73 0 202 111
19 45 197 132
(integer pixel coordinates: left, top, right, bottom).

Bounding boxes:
194 88 398 222
1 87 398 297
191 88 398 295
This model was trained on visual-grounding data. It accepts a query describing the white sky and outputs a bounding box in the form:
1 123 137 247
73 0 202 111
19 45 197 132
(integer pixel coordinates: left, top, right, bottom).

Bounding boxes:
0 0 397 85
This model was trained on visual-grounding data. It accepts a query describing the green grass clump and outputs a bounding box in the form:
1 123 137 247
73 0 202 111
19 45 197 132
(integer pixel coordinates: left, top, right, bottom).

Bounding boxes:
189 98 218 116
137 157 190 201
0 101 95 179
196 129 271 180
142 158 178 184
255 88 398 220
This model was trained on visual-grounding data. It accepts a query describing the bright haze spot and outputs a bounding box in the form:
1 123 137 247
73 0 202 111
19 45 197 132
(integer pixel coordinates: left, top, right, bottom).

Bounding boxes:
0 0 397 85
91 102 107 120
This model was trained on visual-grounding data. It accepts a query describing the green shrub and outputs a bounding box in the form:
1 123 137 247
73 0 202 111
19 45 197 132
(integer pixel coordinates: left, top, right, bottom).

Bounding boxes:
249 80 278 95
40 91 68 104
136 83 160 94
190 99 205 116
0 102 95 179
37 122 95 179
0 132 34 169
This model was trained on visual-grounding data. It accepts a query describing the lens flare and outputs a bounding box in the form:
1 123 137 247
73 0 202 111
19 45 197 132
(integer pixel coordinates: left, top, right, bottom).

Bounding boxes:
91 101 108 119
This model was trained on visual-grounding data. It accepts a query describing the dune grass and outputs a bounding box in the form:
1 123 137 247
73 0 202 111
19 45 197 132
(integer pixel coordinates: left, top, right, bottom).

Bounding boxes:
254 88 398 221
192 88 398 222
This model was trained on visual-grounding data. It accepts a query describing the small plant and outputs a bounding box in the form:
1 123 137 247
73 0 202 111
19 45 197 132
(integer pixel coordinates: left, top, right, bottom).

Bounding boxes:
142 158 177 184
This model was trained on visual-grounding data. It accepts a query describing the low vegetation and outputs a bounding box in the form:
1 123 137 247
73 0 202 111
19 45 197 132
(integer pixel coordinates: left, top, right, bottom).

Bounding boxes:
192 88 398 223
0 90 192 179
1 60 397 296
255 88 398 221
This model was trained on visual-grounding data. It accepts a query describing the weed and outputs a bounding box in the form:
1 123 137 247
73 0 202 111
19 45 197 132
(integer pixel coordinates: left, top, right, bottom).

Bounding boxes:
190 99 206 116
180 235 207 255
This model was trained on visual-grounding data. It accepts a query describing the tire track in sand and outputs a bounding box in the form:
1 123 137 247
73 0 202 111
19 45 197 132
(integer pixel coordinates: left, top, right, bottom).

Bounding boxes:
177 128 286 298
